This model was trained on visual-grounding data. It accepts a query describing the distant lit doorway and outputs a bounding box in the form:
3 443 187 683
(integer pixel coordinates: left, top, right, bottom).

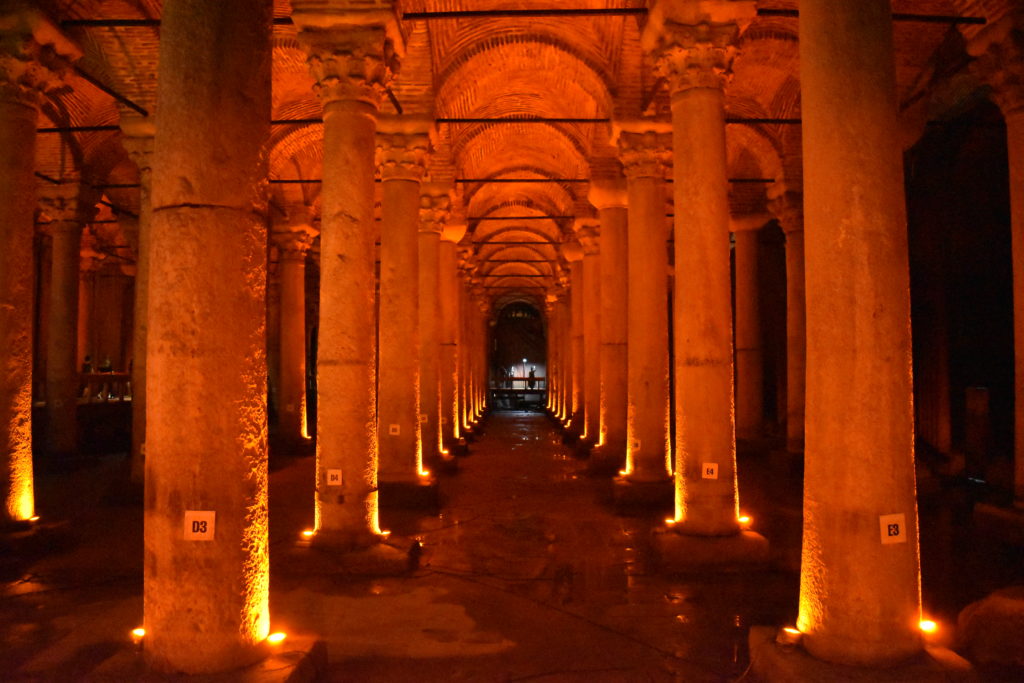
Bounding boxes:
491 303 547 411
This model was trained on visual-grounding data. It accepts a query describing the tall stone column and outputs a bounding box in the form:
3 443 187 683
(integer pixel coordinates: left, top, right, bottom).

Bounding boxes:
562 243 585 439
0 9 78 525
121 116 155 482
589 171 629 472
144 0 271 673
645 3 754 536
40 181 88 458
377 122 434 502
769 185 806 454
553 288 570 422
970 18 1024 506
731 215 768 441
419 183 456 470
578 220 602 449
439 218 466 449
293 3 402 547
77 237 102 371
272 212 316 446
614 127 673 502
796 0 921 665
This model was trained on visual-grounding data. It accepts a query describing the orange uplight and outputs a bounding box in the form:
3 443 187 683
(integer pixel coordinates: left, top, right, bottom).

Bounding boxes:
738 515 752 527
29 515 39 522
664 517 677 526
131 627 146 645
419 469 431 477
301 529 314 538
267 632 287 644
919 619 937 633
776 626 802 646
379 529 392 537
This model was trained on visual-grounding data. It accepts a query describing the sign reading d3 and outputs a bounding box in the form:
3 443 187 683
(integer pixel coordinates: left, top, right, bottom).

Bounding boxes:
184 510 216 541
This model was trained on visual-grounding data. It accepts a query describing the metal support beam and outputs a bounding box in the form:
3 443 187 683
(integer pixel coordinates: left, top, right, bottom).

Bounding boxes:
756 8 985 25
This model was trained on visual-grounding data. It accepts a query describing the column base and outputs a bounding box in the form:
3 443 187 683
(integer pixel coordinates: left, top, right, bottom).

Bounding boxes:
973 502 1024 546
379 477 441 510
446 437 470 457
611 475 673 510
571 435 596 459
90 633 327 682
302 538 419 576
957 587 1024 668
587 442 625 476
748 626 973 682
653 527 769 572
561 426 582 445
428 450 459 475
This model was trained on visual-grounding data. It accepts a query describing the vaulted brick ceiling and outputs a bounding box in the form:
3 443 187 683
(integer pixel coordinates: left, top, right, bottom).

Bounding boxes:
36 0 1010 310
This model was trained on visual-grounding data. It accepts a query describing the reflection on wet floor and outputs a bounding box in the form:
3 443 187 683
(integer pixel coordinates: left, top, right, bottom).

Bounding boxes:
3 410 1023 680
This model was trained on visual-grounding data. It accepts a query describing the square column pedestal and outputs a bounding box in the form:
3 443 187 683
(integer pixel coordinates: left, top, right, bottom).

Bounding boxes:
748 627 973 682
652 525 769 572
612 476 674 511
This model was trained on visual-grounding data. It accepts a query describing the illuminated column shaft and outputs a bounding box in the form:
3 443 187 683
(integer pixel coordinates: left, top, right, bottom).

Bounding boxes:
295 9 397 545
554 294 568 420
458 276 471 429
591 175 629 460
579 223 602 444
275 231 313 444
145 0 270 672
41 184 86 458
732 217 766 440
651 15 742 533
121 118 155 482
439 233 462 444
770 187 806 454
0 11 76 524
797 0 921 665
568 259 585 432
377 128 428 482
619 130 671 481
418 185 451 463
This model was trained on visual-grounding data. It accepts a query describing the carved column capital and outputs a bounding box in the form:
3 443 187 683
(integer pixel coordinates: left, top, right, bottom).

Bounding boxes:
419 183 451 234
589 157 628 210
616 129 672 180
968 15 1024 118
575 215 601 255
120 115 156 172
643 1 754 95
376 130 429 182
272 204 318 261
38 180 93 235
767 183 804 235
0 7 80 108
296 20 400 108
560 239 585 263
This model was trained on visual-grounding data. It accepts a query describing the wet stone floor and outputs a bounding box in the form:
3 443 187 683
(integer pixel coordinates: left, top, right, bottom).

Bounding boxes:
2 411 1021 681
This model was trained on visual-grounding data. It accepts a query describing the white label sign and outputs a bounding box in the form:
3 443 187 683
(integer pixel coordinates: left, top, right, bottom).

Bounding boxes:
630 439 641 451
879 513 907 544
184 511 216 541
702 463 719 480
419 413 428 424
327 469 343 486
388 424 401 436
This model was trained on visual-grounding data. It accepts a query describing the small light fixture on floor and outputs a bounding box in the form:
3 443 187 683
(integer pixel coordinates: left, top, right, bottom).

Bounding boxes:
131 627 146 647
301 529 314 538
919 619 937 634
775 626 801 646
267 632 287 645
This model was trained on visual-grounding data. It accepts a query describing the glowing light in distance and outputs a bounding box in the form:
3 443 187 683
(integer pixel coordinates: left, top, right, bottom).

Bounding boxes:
664 518 677 526
132 627 146 638
782 627 800 635
29 515 39 522
419 469 431 477
738 515 751 526
919 620 937 633
379 529 392 537
267 632 287 644
301 529 314 538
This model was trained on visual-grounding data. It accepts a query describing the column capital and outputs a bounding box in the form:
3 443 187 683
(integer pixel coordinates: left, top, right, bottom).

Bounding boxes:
273 230 315 261
294 7 402 109
37 180 93 235
376 126 430 182
120 115 156 172
441 205 467 243
767 182 804 235
575 217 601 255
560 239 585 263
419 183 451 234
967 13 1024 118
589 157 628 209
643 1 755 95
0 6 81 108
80 231 105 272
729 212 770 233
615 127 672 180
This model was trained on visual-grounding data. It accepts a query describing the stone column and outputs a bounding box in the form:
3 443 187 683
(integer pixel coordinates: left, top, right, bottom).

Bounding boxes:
457 272 471 432
645 3 754 536
293 4 401 547
578 220 602 449
121 116 155 482
39 181 88 458
419 183 456 471
144 0 271 673
77 233 103 372
562 243 585 438
796 0 921 665
769 185 806 454
589 171 629 472
553 288 569 422
614 127 673 502
970 18 1024 506
439 217 466 449
0 9 77 525
731 215 768 441
272 213 316 446
376 122 433 501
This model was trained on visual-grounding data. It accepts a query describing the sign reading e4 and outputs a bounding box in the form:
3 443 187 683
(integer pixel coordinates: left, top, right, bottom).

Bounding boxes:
184 510 216 541
702 463 719 480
